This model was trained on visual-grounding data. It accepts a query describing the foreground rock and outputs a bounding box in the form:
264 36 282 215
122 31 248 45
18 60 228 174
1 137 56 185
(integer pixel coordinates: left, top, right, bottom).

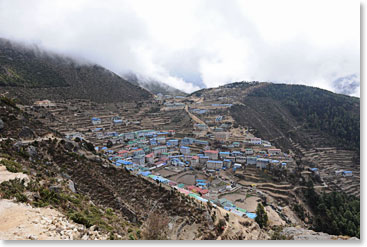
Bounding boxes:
281 227 359 241
0 199 109 240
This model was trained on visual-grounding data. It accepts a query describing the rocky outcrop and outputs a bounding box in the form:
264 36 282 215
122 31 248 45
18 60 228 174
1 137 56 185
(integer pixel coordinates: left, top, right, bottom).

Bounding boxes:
281 227 359 241
0 199 110 240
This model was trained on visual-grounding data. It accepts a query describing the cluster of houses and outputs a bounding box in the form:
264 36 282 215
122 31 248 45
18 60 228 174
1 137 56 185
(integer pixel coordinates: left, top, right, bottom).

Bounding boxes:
162 102 185 111
94 129 290 177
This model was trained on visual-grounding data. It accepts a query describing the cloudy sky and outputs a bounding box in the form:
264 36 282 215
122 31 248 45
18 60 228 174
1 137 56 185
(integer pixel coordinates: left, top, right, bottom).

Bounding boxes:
0 0 360 95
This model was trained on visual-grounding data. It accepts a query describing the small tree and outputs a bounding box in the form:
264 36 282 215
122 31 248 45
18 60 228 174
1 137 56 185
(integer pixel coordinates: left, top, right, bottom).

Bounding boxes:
106 140 113 148
255 203 268 228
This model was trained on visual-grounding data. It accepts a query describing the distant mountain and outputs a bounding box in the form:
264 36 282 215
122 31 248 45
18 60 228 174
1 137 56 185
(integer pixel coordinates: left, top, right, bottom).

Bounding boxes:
332 74 360 96
0 38 152 103
122 72 187 96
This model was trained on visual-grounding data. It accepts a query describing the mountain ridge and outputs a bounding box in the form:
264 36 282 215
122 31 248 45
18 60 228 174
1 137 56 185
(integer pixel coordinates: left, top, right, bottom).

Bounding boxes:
0 38 152 103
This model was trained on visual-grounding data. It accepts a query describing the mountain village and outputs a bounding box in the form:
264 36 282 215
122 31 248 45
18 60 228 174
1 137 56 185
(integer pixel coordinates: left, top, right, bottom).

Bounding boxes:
19 87 356 231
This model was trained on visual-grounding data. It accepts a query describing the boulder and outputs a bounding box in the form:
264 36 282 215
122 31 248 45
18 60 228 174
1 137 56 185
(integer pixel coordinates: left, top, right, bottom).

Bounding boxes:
18 126 36 139
68 180 76 193
26 145 38 157
0 118 4 130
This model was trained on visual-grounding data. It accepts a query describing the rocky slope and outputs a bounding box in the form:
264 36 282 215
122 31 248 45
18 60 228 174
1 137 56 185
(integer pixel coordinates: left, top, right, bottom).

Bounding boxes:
0 199 109 240
0 38 152 104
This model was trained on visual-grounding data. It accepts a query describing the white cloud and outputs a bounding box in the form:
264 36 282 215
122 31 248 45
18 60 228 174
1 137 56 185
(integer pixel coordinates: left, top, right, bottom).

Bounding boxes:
0 0 360 95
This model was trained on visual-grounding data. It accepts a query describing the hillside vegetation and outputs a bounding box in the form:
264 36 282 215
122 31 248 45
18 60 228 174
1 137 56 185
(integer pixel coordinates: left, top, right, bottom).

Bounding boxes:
0 38 152 103
304 181 360 238
247 84 359 152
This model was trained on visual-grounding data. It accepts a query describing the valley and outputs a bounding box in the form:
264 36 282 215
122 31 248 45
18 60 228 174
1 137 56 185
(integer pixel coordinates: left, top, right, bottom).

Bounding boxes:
0 39 360 240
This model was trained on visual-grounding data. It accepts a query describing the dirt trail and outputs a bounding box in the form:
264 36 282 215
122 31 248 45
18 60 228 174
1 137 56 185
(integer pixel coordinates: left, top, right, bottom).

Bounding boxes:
184 104 207 126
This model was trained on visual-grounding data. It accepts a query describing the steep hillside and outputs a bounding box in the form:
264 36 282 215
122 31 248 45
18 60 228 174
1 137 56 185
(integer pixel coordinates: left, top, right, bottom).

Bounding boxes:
231 83 360 153
229 83 360 198
0 96 268 240
0 38 152 103
123 72 187 96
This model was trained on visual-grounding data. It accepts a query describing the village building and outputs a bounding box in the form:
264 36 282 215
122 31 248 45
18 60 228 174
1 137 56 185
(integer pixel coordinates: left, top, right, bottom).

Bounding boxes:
124 132 135 140
214 132 230 141
118 150 129 158
206 160 223 170
152 146 167 156
234 163 242 169
204 150 219 160
167 139 179 146
246 156 257 165
215 116 223 122
219 151 231 159
190 156 200 167
157 137 166 145
343 171 353 177
245 148 254 155
232 151 242 157
157 132 170 138
199 155 209 164
131 148 145 157
194 139 209 146
223 159 232 168
91 117 101 125
180 146 191 155
256 158 269 169
192 109 207 114
213 127 224 132
335 170 344 176
145 153 154 164
181 137 195 145
194 123 208 130
168 130 176 136
112 116 123 125
249 138 262 145
281 162 287 169
92 127 103 132
235 156 247 164
227 156 236 163
133 155 145 166
232 142 241 148
163 103 185 110
268 149 281 155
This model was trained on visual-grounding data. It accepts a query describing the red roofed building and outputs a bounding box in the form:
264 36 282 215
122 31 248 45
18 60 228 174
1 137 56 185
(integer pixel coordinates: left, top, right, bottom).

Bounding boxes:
145 153 154 164
198 188 209 195
118 150 129 158
190 156 199 167
187 185 200 193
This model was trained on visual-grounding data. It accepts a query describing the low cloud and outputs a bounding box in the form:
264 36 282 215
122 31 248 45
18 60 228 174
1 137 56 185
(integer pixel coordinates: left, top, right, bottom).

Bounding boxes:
0 0 360 95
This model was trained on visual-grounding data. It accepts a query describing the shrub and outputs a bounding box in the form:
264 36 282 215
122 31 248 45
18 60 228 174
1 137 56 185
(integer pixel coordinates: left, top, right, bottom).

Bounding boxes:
70 212 92 228
0 178 27 202
1 159 23 173
255 203 268 228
